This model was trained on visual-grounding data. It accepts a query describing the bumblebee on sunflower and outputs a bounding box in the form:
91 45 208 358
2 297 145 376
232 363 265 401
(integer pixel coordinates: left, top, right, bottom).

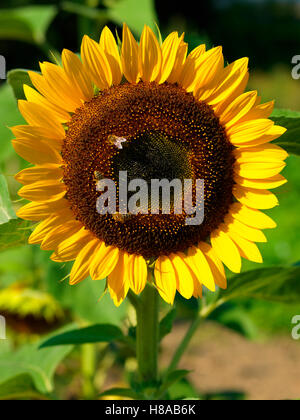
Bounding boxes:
13 24 287 306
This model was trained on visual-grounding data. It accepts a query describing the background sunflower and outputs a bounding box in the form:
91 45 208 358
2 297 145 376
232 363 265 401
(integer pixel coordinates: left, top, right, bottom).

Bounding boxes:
0 0 300 401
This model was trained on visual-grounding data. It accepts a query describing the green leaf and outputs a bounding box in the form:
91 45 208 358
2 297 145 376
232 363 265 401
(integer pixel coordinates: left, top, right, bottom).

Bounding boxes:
104 0 158 35
0 174 16 225
220 266 300 303
209 305 259 339
156 370 190 399
44 272 127 325
99 387 144 399
0 326 74 394
271 108 300 156
159 308 177 340
61 1 108 21
0 84 25 163
40 323 125 348
0 219 32 251
168 377 199 400
0 374 48 400
272 109 300 119
7 69 34 101
0 6 57 44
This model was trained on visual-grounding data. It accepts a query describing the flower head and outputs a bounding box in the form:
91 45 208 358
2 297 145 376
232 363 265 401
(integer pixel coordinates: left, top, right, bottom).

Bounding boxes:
14 24 287 306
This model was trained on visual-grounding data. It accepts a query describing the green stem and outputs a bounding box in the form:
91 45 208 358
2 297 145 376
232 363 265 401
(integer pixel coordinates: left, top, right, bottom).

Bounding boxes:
135 283 159 384
165 299 225 376
81 343 96 399
166 316 202 377
128 290 141 311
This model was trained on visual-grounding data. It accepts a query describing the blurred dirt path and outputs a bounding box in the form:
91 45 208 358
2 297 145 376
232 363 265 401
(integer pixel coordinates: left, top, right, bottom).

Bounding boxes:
162 321 300 400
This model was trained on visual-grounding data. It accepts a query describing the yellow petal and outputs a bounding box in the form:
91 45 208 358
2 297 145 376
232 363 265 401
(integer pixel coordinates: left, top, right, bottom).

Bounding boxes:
12 138 62 165
39 62 83 111
138 25 162 82
70 238 101 285
12 125 62 153
121 23 139 83
81 35 112 89
28 211 73 244
51 228 93 262
154 256 176 304
28 70 75 114
100 26 122 86
62 49 94 102
219 91 258 128
90 243 120 280
192 47 224 92
18 180 65 202
225 215 267 242
107 252 130 306
234 144 289 162
15 164 63 185
211 228 242 273
167 34 188 84
18 100 65 138
239 100 274 122
232 124 286 147
198 57 248 106
228 230 263 263
159 32 181 83
235 161 286 179
233 185 279 209
186 247 216 291
41 220 82 251
16 196 68 221
198 242 227 289
181 46 223 92
128 254 147 295
169 253 195 299
234 174 287 190
228 118 274 142
23 85 70 123
11 124 64 142
176 43 206 89
193 278 203 298
230 202 276 229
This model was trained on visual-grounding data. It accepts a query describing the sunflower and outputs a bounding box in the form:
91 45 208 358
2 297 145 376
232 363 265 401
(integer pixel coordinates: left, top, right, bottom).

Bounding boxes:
14 24 287 306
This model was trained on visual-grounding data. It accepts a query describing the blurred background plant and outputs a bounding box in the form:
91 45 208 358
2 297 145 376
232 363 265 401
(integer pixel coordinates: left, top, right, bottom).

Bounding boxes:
0 0 300 400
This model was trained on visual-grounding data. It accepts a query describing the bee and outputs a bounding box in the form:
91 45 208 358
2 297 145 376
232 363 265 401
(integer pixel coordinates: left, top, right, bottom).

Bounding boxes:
112 212 132 223
94 171 104 181
107 135 127 150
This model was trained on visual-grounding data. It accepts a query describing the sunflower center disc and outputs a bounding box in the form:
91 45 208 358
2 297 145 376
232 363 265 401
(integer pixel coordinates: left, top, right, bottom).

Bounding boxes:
62 82 235 258
111 131 192 188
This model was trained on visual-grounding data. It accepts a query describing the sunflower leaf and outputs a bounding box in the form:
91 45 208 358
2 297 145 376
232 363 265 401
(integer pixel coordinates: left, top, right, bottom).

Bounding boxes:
159 308 177 340
0 325 74 394
0 6 57 44
104 0 158 35
0 374 49 401
61 1 108 21
7 69 34 101
0 219 32 251
0 175 16 225
220 266 300 303
40 324 125 347
0 84 25 163
271 108 300 156
155 369 190 399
